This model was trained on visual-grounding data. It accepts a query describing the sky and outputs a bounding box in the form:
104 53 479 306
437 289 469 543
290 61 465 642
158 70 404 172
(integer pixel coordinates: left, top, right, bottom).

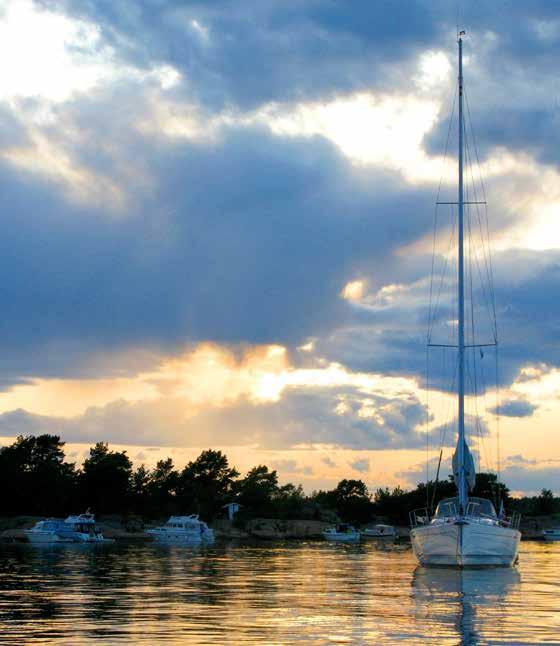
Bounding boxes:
0 0 559 496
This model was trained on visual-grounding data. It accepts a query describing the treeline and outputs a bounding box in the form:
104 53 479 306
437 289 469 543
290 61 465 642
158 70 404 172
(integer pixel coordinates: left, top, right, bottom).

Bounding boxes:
1 434 557 524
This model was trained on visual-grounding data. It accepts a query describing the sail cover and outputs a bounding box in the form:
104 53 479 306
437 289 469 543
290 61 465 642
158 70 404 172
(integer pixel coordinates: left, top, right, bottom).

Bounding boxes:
452 439 476 491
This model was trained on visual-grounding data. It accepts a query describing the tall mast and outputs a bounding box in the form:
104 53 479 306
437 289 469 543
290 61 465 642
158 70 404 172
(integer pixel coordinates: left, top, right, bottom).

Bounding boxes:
457 34 467 512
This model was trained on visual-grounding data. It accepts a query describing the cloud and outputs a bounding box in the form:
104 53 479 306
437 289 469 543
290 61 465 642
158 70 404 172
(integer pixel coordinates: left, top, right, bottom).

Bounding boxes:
501 463 560 496
322 456 336 468
37 0 560 177
505 454 537 466
349 457 370 473
269 459 313 477
0 2 557 397
489 399 538 418
37 0 445 111
0 102 446 386
0 0 555 500
0 382 429 451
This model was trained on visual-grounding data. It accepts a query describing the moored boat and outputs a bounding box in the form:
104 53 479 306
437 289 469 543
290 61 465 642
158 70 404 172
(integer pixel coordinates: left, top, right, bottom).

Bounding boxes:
409 33 521 568
146 515 214 543
411 498 520 567
26 511 109 543
322 524 360 542
25 519 75 543
64 512 108 542
543 528 560 541
361 524 396 539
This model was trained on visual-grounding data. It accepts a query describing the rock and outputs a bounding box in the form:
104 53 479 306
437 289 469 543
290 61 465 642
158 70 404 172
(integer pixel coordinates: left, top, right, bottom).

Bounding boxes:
245 518 330 539
211 519 250 539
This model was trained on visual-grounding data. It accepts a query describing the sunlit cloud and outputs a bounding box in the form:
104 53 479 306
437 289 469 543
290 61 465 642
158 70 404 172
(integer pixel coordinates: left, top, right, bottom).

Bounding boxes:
0 0 180 104
0 1 558 496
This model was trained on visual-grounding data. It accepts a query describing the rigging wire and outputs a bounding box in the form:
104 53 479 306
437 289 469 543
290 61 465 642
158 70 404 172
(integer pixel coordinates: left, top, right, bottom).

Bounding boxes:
427 46 502 500
426 82 458 503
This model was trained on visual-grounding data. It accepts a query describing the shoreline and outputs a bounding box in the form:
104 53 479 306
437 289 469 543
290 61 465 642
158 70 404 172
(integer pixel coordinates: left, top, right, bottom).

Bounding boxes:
0 516 554 544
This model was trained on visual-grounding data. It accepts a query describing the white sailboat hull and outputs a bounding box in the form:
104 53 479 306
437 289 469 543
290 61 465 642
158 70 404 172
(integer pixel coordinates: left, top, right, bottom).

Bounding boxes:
411 521 520 567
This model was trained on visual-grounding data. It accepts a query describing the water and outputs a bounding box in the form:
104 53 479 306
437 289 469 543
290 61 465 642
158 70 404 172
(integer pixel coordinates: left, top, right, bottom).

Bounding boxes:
0 540 558 644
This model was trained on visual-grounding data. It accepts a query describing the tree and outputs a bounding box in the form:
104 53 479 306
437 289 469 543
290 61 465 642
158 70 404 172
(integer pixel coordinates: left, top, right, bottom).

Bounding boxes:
312 479 374 524
131 464 151 512
235 465 279 515
0 435 76 516
80 443 133 514
273 483 307 519
177 449 239 520
472 472 511 508
535 488 556 515
146 458 179 516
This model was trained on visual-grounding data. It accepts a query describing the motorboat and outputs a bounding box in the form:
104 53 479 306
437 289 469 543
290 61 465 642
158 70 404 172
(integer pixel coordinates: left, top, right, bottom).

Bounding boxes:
146 515 215 543
322 524 360 542
25 519 75 543
25 512 108 543
361 524 397 539
64 512 108 542
409 33 521 568
543 528 560 541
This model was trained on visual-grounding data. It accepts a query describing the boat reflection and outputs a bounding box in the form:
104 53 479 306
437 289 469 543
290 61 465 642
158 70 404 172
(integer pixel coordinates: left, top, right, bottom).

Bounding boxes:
412 567 521 644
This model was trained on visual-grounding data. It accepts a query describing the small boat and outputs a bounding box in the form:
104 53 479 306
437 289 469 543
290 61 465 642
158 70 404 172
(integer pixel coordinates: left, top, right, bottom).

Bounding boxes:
542 529 560 541
146 515 214 543
25 519 76 543
322 524 360 542
25 512 108 543
361 524 397 539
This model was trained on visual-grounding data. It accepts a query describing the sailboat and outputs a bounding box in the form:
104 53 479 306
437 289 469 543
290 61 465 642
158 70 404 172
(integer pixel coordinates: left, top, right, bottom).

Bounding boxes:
409 33 521 567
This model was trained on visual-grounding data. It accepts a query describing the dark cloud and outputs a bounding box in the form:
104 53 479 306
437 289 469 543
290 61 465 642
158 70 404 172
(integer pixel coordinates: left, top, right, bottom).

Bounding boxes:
36 0 446 111
0 0 557 408
502 463 560 495
34 0 560 171
0 101 438 384
489 399 538 418
316 246 560 397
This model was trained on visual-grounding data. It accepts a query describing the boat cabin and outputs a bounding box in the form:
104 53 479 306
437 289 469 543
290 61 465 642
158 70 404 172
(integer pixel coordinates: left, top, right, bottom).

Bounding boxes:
435 497 497 520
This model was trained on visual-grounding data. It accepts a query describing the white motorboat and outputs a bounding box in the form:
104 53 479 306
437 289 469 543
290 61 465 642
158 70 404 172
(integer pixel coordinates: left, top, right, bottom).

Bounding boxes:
25 519 75 543
409 33 521 568
361 524 396 539
322 524 360 543
543 529 560 541
63 512 108 542
26 512 108 543
147 515 214 543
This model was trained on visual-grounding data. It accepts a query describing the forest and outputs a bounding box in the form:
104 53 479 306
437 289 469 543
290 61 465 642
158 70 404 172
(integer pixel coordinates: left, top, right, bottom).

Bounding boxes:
1 434 558 525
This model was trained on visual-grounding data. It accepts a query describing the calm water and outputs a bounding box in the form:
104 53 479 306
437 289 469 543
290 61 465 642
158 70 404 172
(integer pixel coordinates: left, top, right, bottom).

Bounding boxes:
0 540 558 645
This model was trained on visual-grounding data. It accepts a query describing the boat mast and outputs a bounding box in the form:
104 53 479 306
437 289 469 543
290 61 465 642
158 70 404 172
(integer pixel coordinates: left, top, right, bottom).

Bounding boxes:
457 33 467 513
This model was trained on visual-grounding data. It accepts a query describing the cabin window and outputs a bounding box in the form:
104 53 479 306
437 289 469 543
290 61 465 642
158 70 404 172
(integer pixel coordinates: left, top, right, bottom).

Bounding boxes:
435 499 458 518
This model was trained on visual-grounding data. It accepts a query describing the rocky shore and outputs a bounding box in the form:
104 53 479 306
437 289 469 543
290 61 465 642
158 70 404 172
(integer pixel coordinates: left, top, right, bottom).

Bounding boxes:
0 515 556 543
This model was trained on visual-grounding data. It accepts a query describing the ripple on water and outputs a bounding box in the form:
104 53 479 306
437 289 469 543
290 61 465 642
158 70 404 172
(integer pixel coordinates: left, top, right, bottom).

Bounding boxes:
0 540 559 644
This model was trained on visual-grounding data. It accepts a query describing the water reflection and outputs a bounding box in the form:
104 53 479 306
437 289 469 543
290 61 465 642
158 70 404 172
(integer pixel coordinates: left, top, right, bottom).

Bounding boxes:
412 567 520 645
0 541 558 644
